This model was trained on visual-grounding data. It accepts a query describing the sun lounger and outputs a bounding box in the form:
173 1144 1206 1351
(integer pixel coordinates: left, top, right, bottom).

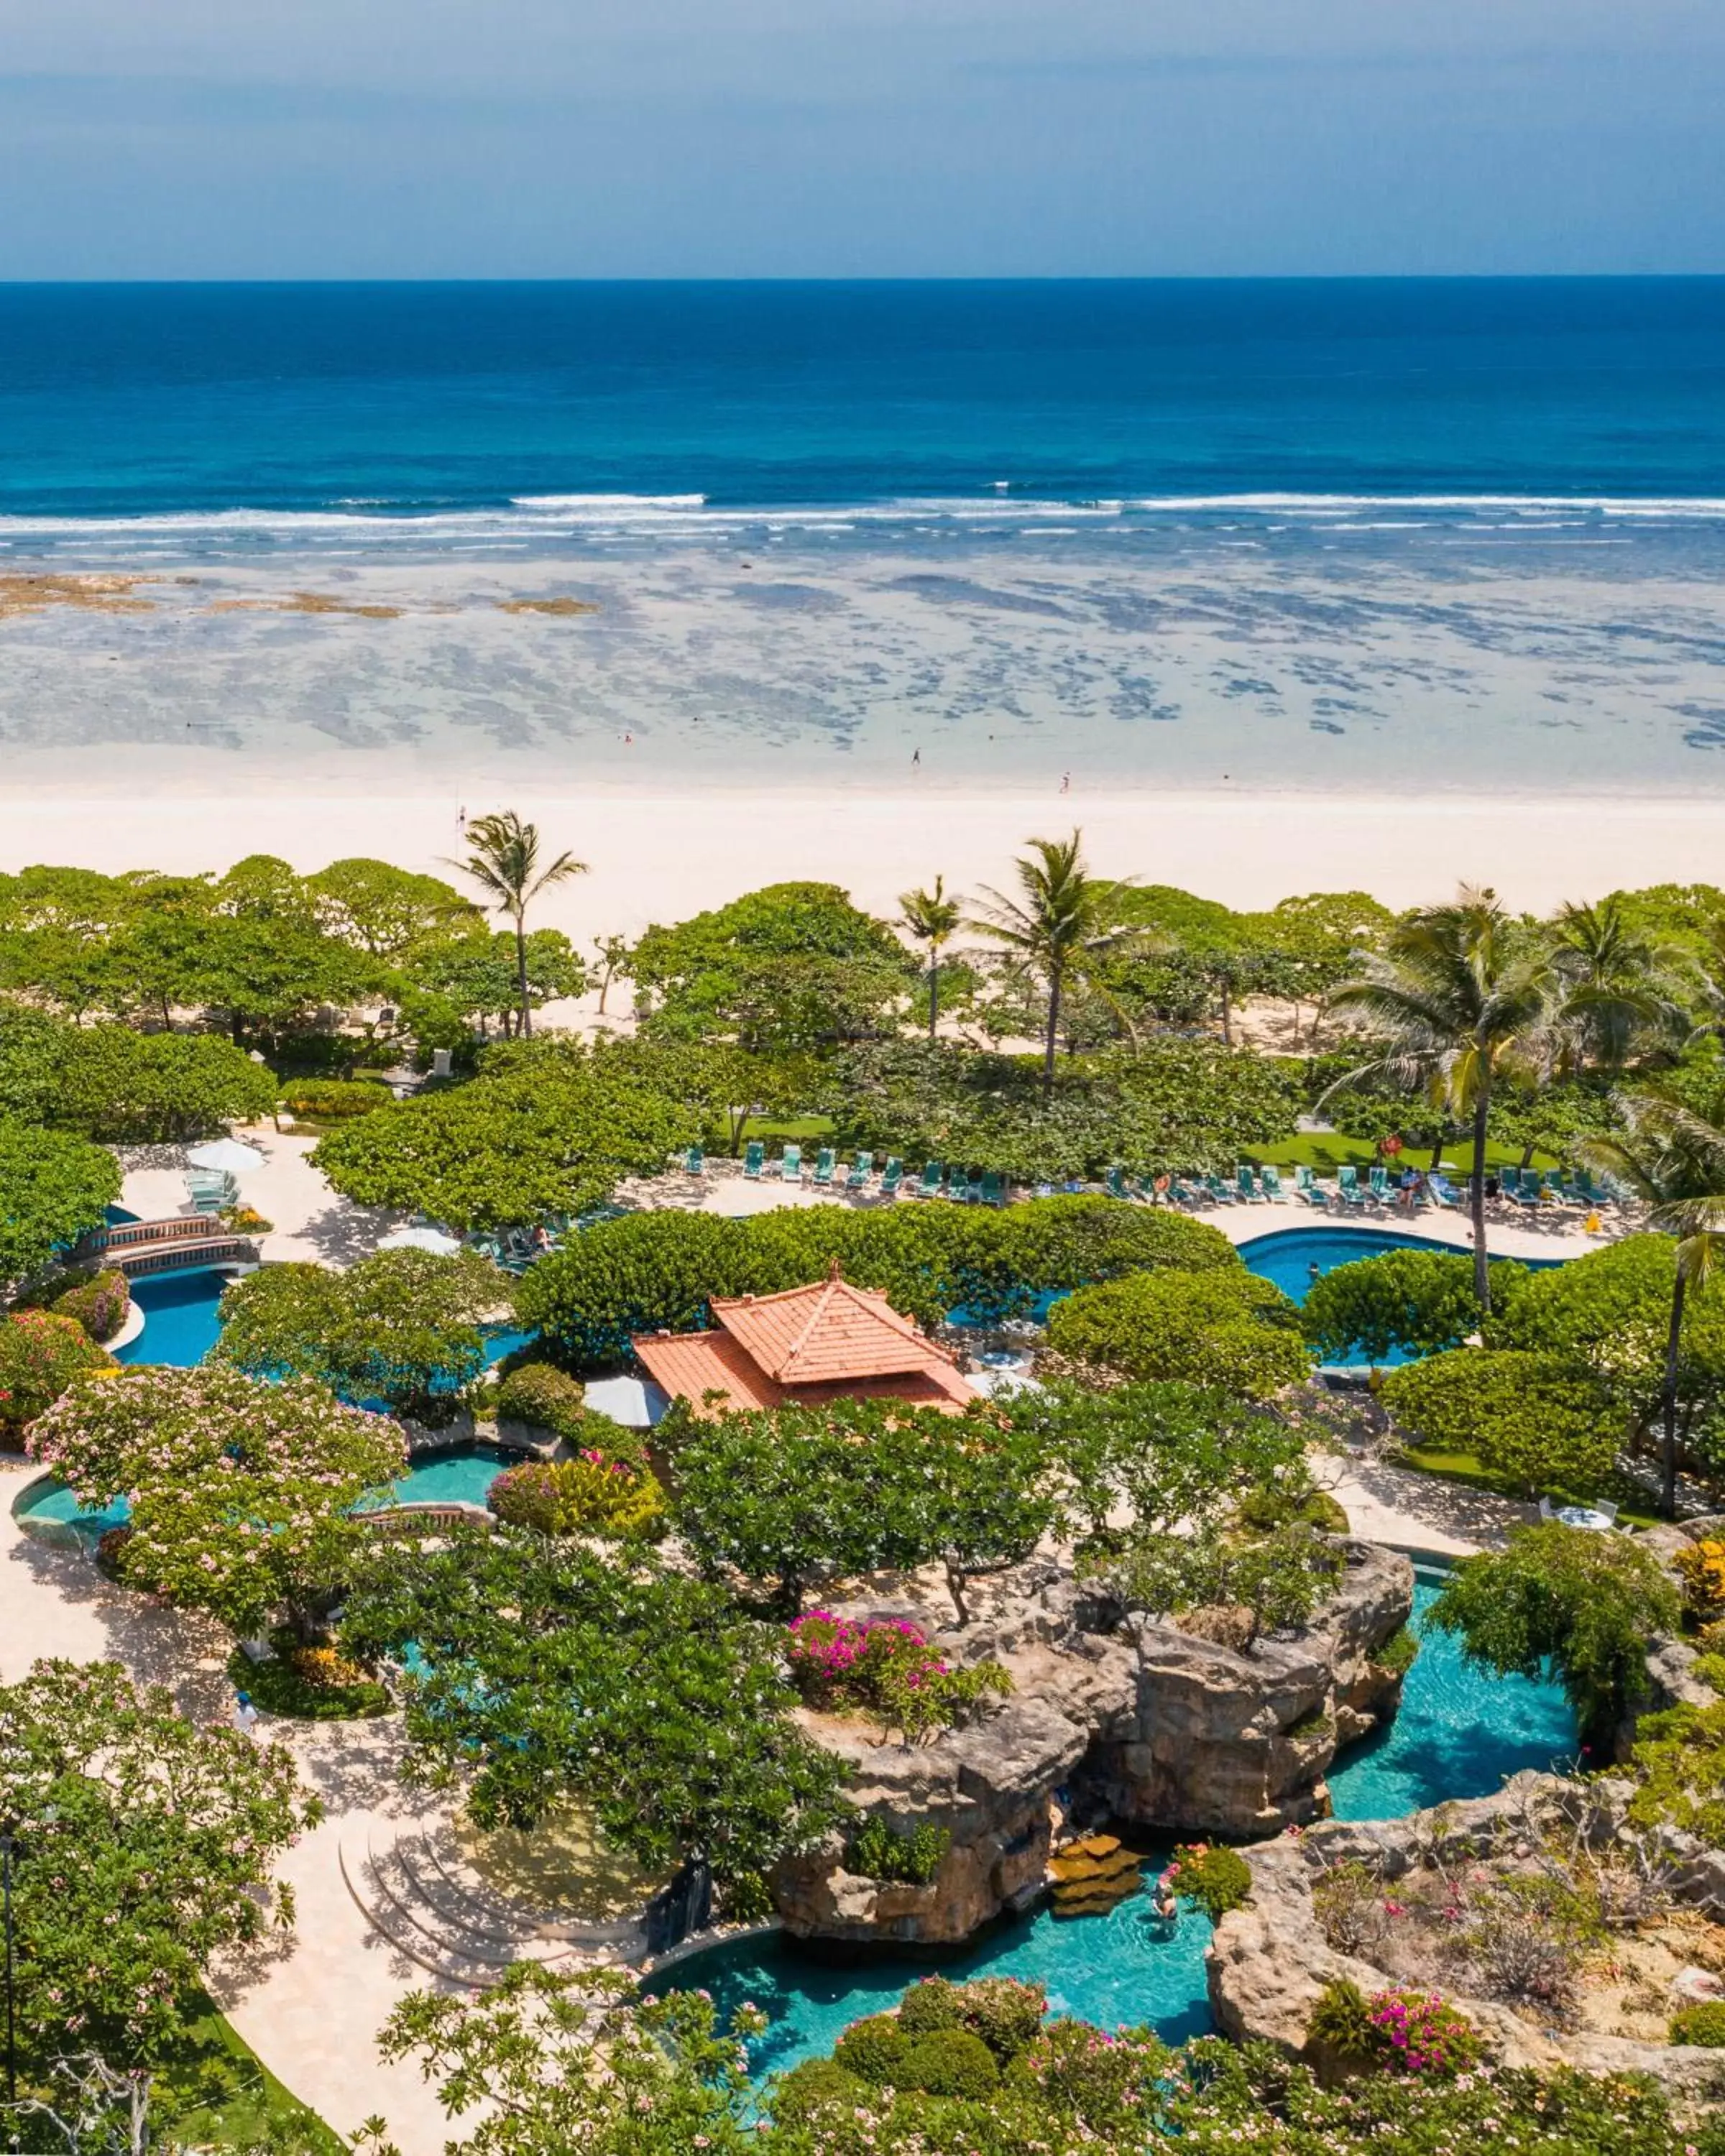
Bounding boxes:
1259 1166 1286 1202
684 1146 705 1176
811 1147 836 1187
1204 1173 1237 1206
1236 1166 1263 1203
847 1151 875 1191
1294 1166 1329 1210
1106 1166 1130 1201
916 1162 943 1199
1335 1166 1368 1210
880 1157 904 1197
743 1141 765 1179
778 1144 803 1185
1426 1173 1460 1210
1368 1165 1393 1207
980 1171 1006 1207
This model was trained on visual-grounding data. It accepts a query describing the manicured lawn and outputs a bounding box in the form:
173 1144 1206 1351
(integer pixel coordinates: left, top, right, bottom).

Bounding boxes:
1256 1133 1556 1176
147 1992 345 2152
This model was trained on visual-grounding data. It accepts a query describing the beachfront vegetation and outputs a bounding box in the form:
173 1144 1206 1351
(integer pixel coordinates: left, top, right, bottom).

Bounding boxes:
448 810 588 1040
213 1246 507 1423
339 1530 849 1892
29 1365 408 1639
0 1008 278 1141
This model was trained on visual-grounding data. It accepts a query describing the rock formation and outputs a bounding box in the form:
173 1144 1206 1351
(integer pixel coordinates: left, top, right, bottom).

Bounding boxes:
771 1540 1412 1945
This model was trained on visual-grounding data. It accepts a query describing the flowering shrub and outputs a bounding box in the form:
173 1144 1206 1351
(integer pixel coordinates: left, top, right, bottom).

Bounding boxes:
50 1269 130 1345
487 1452 664 1539
1308 1976 1484 2078
898 1974 1047 2062
1676 1539 1725 1624
1166 1842 1253 1921
785 1611 1011 1741
0 1310 114 1441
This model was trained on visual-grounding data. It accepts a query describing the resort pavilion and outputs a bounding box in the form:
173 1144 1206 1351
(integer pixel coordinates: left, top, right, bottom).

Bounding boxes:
631 1266 978 1419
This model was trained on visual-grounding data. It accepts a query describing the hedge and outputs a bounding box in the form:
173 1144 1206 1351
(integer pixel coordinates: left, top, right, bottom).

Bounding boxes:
1045 1268 1312 1401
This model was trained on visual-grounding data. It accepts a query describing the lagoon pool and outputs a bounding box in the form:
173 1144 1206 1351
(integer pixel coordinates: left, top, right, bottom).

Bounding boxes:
115 1268 231 1367
653 1574 1574 2081
1237 1224 1564 1307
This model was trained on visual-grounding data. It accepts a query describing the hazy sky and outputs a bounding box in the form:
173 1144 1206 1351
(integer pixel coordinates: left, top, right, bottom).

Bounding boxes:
0 0 1721 278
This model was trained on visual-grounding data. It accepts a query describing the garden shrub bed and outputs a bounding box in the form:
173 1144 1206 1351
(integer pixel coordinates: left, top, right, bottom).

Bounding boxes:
227 1638 392 1722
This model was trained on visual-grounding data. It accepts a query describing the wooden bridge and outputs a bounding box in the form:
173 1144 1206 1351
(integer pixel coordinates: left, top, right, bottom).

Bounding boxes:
73 1215 259 1279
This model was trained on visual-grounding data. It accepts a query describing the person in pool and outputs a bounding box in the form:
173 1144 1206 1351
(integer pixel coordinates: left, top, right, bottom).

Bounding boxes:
1150 1871 1178 1928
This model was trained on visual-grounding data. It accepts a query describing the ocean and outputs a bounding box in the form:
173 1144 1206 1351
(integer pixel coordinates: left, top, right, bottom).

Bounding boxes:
3 279 1725 790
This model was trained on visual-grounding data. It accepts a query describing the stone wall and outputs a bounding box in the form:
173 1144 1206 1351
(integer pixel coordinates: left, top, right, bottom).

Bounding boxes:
771 1542 1413 1945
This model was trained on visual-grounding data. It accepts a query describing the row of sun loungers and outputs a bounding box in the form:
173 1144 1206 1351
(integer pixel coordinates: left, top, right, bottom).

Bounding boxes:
718 1143 1007 1205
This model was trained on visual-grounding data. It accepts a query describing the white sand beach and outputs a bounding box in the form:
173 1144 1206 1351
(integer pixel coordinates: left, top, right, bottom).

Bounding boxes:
3 771 1724 923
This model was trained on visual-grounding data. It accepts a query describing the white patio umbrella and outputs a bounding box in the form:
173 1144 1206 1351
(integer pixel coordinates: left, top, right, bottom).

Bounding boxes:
186 1138 265 1174
377 1225 463 1256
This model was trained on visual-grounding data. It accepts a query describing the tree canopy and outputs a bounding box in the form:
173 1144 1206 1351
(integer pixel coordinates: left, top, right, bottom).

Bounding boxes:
1301 1247 1527 1365
213 1248 510 1421
340 1531 849 1885
1380 1348 1620 1499
312 1044 698 1230
0 1658 318 2069
0 1120 121 1290
29 1365 408 1637
0 1005 277 1142
1046 1268 1312 1401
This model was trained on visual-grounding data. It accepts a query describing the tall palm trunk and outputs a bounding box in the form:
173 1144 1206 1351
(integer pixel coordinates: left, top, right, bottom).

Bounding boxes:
1662 1271 1687 1520
1042 964 1063 1102
1470 1087 1492 1312
512 913 533 1038
928 945 940 1041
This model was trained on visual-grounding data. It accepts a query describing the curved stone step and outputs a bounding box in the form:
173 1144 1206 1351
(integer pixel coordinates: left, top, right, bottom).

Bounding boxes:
413 1821 645 1953
340 1822 594 1988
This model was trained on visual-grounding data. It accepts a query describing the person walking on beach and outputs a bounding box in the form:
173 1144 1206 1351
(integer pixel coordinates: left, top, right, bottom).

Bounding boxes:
912 747 920 767
1059 771 1070 793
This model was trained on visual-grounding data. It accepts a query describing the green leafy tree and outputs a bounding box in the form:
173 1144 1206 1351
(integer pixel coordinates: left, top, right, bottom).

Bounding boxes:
630 882 916 1053
407 928 586 1042
1379 1348 1620 1499
0 1311 114 1441
341 1531 849 1880
448 811 587 1040
898 876 965 1041
29 1365 407 1639
1301 1248 1523 1365
1328 886 1555 1309
672 1400 1061 1624
0 1122 120 1291
1581 1087 1725 1516
311 1051 696 1230
1427 1522 1680 1749
0 1011 277 1142
354 1963 760 2156
0 1658 318 2073
307 857 482 957
970 832 1138 1099
590 930 632 1015
1046 1268 1312 1401
1005 1378 1302 1546
213 1248 510 1422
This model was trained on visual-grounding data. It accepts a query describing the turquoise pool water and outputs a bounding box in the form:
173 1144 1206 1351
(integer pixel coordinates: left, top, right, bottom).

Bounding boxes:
1238 1225 1564 1306
20 1442 519 1540
653 1576 1574 2079
116 1268 231 1367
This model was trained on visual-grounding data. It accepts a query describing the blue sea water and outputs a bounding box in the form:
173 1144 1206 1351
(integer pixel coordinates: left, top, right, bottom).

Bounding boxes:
2 280 1724 518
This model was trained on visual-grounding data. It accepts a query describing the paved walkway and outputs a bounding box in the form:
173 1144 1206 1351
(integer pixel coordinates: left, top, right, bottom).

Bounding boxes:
0 1462 458 2155
119 1125 408 1267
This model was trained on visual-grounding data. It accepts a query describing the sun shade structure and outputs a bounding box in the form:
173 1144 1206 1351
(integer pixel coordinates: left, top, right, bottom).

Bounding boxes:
632 1268 976 1419
377 1225 464 1255
185 1138 265 1174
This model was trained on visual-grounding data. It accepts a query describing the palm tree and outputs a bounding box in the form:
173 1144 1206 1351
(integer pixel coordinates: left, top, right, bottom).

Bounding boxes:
1328 886 1554 1312
969 831 1135 1102
1548 896 1678 1074
898 877 964 1041
1583 1089 1725 1519
447 811 587 1040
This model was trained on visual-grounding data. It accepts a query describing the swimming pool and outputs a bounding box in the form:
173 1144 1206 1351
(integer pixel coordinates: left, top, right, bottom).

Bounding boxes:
651 1574 1574 2079
115 1268 233 1367
1237 1224 1564 1307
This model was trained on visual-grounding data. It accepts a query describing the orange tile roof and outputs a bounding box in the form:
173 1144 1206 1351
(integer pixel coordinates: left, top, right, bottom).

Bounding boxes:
631 1273 978 1420
710 1274 954 1385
